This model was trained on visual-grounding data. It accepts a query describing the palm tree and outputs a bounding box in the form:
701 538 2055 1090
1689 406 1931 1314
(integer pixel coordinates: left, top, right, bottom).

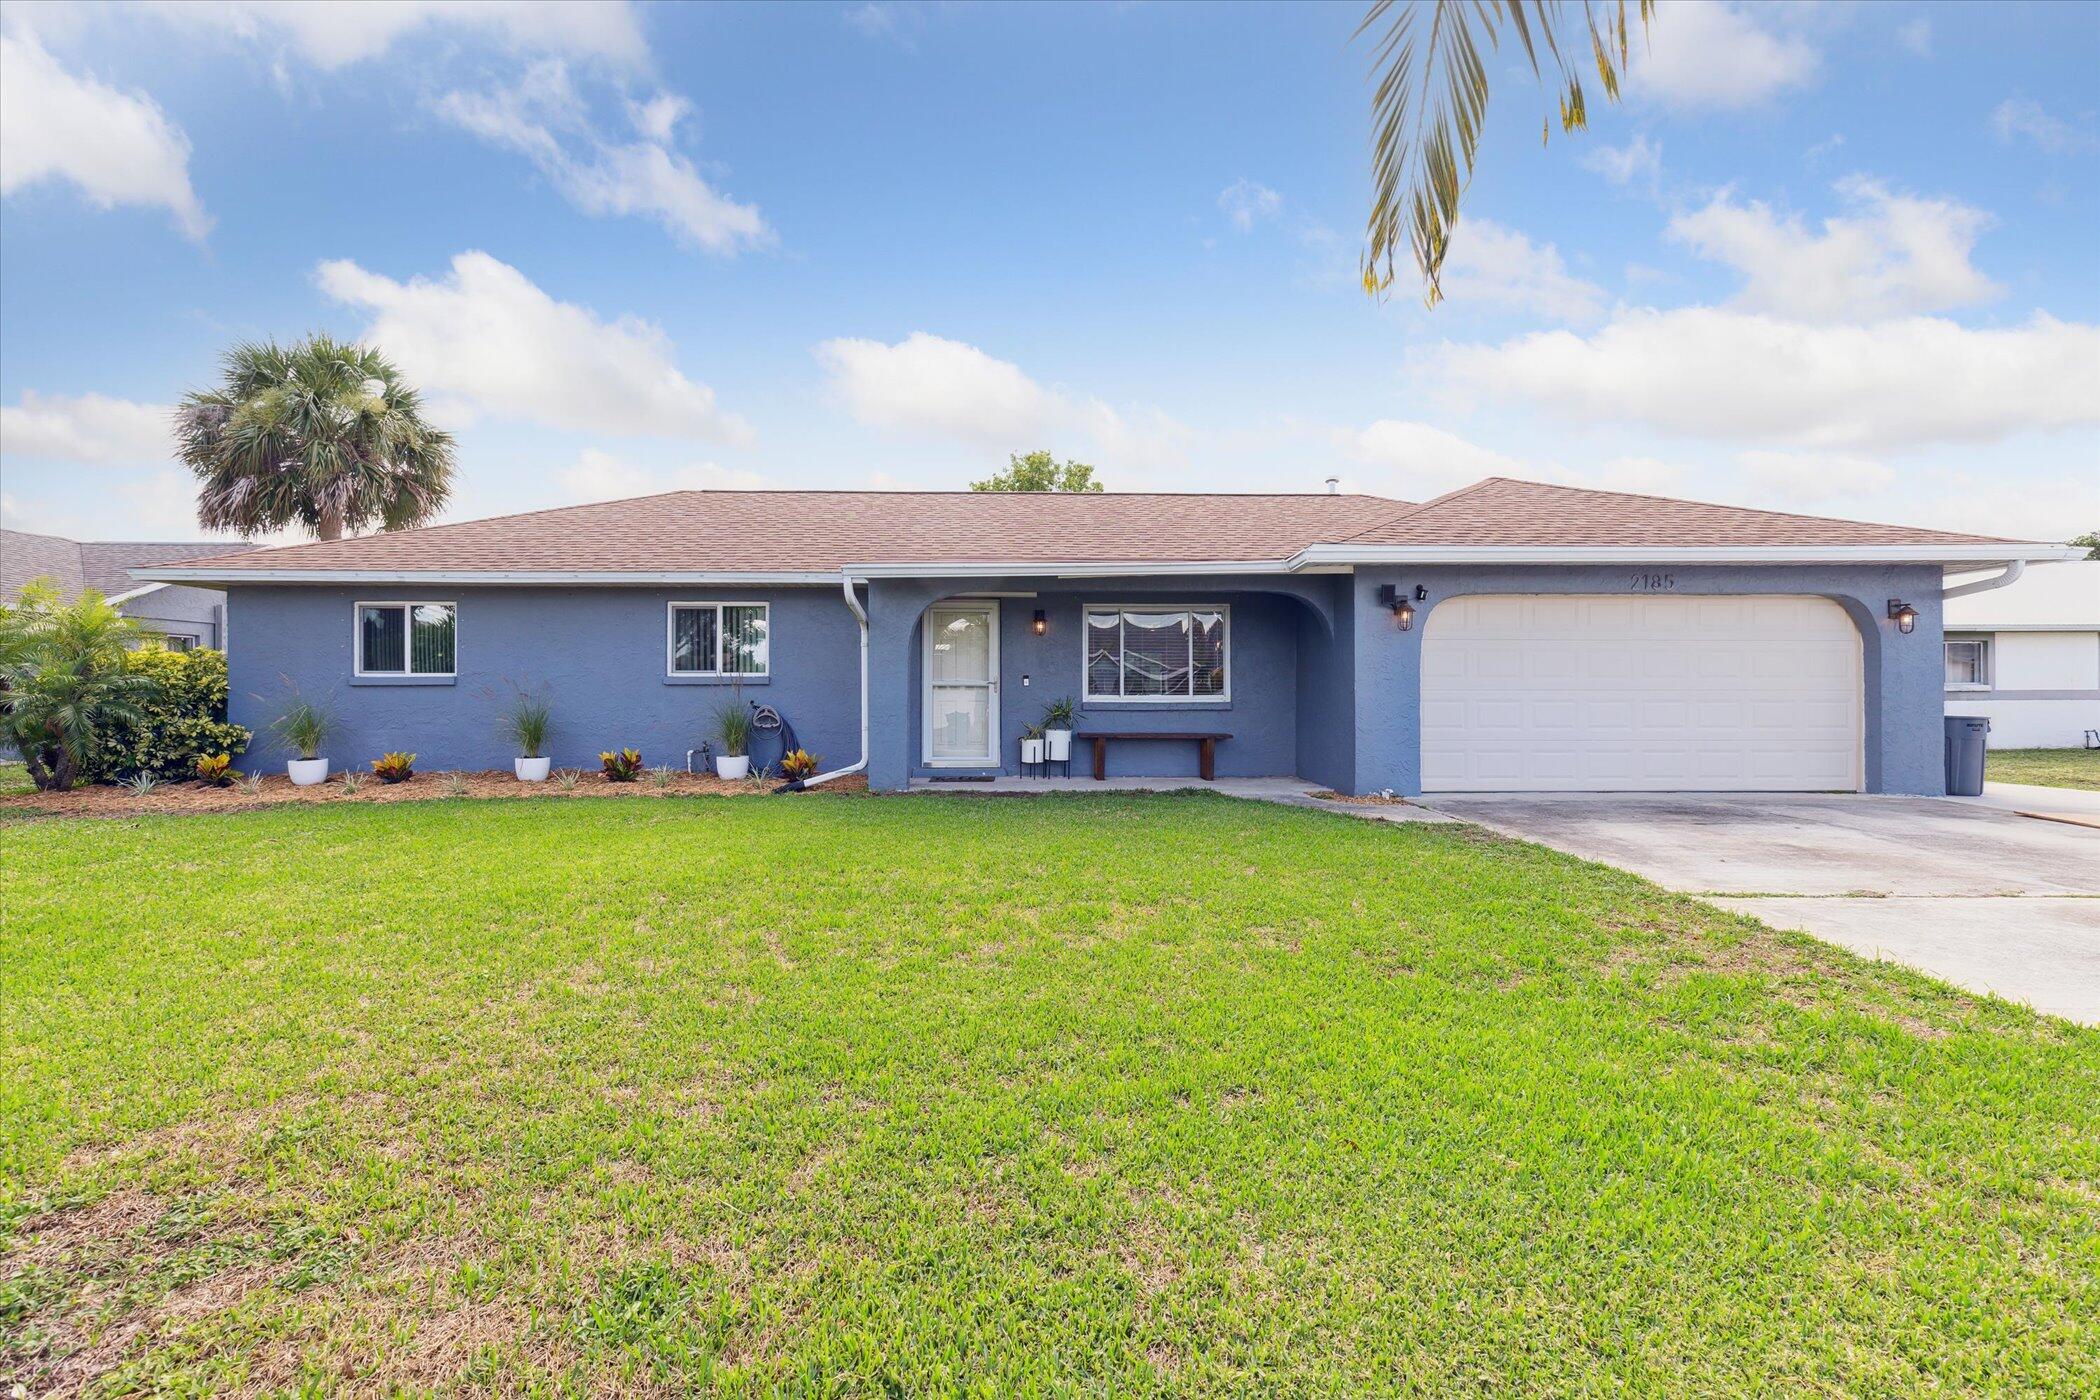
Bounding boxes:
1360 0 1652 306
174 334 456 541
1 582 160 791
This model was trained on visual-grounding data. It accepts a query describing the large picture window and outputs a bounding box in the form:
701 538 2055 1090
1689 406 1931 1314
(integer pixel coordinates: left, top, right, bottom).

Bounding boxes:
356 602 455 676
1083 606 1228 701
668 602 769 677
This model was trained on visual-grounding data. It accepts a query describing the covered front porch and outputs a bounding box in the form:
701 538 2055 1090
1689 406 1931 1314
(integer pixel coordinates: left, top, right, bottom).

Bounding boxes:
861 572 1357 793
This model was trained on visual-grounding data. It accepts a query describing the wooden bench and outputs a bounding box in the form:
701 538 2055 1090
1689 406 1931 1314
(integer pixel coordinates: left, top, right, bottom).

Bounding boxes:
1073 731 1231 782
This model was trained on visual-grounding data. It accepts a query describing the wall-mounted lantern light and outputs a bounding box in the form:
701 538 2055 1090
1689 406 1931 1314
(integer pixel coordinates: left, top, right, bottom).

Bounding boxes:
1379 584 1426 630
1887 599 1917 634
1032 608 1048 636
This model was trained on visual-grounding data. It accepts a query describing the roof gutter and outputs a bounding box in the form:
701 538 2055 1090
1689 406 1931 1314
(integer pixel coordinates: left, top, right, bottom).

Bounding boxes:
1941 559 2026 601
1287 543 2087 569
130 568 842 586
800 575 868 790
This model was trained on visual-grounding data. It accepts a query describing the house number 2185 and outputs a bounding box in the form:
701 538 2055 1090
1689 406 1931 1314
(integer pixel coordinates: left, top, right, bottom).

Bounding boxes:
1630 572 1675 591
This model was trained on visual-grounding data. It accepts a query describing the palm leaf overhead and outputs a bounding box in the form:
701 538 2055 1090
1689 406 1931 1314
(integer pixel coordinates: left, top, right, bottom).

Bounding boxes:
1359 0 1652 306
174 334 456 541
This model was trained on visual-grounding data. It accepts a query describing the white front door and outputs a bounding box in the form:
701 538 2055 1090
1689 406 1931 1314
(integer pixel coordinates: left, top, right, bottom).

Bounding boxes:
1421 594 1863 792
924 602 1000 765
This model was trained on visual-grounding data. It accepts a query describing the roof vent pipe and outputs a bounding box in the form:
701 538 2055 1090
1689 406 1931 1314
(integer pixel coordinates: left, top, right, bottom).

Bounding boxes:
1325 477 1340 495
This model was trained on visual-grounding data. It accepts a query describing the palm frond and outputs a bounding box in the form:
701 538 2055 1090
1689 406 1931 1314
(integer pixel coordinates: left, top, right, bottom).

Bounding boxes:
1359 0 1652 306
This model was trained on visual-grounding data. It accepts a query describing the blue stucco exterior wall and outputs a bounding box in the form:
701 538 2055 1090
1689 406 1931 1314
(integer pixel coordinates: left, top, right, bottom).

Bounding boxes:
226 562 1949 797
225 585 862 774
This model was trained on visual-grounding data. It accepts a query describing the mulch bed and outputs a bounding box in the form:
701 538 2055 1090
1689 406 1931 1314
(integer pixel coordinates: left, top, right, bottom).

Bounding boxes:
1309 790 1414 806
0 768 868 820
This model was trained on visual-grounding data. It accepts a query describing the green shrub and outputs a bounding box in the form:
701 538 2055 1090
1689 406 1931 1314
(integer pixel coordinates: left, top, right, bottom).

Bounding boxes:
84 645 250 782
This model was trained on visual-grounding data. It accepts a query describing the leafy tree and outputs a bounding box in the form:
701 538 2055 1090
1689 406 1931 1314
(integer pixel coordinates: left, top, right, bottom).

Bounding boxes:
970 451 1105 493
175 334 456 541
1359 0 1652 305
1 582 161 792
83 644 250 783
2069 531 2100 561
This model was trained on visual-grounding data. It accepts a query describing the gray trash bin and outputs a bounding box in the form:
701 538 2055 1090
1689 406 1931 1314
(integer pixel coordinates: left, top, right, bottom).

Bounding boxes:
1944 715 1990 796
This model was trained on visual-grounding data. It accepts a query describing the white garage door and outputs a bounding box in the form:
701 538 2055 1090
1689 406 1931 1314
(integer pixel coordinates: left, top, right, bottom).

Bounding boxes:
1422 595 1862 792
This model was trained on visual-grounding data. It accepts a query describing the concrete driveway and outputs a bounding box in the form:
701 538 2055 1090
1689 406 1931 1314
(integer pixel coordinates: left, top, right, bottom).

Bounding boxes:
1418 790 2100 1024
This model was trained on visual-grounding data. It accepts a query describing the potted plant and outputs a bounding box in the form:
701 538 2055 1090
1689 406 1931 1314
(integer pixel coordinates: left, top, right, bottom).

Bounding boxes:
271 693 334 786
713 701 752 780
1042 696 1075 763
1020 722 1045 766
502 690 553 781
372 752 417 783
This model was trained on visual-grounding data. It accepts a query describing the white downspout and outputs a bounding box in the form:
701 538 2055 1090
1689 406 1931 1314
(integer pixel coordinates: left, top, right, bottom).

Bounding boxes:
802 573 869 788
1942 559 2025 601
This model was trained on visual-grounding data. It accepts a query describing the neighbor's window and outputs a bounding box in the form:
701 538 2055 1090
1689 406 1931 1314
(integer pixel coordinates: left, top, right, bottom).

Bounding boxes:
1944 638 1990 688
1084 606 1228 701
154 634 196 652
668 602 769 677
357 602 456 675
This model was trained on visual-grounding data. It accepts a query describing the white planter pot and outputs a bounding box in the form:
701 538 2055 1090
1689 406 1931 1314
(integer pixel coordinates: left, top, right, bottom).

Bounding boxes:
1044 728 1071 761
1021 739 1045 764
287 757 330 786
715 755 751 780
515 756 551 782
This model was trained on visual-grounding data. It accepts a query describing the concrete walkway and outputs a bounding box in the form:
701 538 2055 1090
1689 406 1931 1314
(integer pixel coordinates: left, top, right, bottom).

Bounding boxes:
1419 791 2100 1024
905 773 1457 823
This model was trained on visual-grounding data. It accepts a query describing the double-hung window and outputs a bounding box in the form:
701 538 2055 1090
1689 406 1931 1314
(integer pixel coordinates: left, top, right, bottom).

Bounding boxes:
357 602 456 676
1083 606 1228 701
668 602 769 677
1944 637 1991 689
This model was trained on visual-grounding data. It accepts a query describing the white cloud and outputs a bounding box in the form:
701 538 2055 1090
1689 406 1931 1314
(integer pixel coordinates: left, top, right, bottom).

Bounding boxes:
1667 177 1997 321
1736 449 1897 503
1425 308 2100 450
1344 420 1528 500
317 251 754 443
151 0 648 72
1580 134 1662 189
1 391 172 467
1895 17 1932 58
0 32 210 239
816 333 1055 442
814 332 1190 469
1991 97 2098 155
1218 178 1283 232
559 448 772 503
1442 219 1605 323
1 467 279 544
436 62 768 255
1632 2 1818 109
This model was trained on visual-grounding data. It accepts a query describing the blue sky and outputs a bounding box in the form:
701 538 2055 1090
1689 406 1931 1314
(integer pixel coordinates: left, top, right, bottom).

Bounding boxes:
2 0 2095 547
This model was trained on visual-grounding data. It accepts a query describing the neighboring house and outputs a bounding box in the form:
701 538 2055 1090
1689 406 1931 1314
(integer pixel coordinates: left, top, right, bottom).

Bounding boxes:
2 528 256 650
134 478 2077 796
1944 560 2100 749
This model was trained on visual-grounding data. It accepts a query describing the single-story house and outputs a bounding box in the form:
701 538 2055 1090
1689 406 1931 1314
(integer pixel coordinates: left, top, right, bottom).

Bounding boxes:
2 527 255 649
1944 559 2100 749
135 478 2079 795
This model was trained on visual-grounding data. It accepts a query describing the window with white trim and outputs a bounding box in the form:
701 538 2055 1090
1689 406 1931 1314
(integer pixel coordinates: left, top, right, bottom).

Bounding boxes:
357 602 455 675
1944 637 1990 689
668 602 769 677
1083 606 1228 701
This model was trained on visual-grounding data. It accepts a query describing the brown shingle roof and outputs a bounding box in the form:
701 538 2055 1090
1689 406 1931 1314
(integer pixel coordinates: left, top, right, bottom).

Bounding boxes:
1339 478 2019 549
158 490 1420 573
146 479 2034 579
3 528 257 602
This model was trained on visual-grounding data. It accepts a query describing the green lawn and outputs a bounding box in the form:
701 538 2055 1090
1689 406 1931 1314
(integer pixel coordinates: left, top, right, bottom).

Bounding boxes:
3 796 2094 1395
0 762 32 798
1988 746 2100 791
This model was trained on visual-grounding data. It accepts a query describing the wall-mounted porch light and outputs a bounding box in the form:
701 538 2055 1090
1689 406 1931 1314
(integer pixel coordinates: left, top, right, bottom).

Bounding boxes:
1032 608 1048 636
1379 584 1426 630
1887 599 1918 634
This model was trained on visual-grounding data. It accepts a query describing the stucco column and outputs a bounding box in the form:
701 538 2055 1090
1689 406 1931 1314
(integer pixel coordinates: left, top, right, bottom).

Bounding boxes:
864 579 927 792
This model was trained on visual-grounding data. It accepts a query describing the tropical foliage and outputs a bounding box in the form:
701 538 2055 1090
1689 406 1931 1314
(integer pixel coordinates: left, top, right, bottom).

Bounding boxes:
195 753 235 787
970 450 1103 493
600 748 644 782
83 644 250 783
0 582 161 792
1359 0 1652 305
371 752 417 783
779 748 821 781
175 334 456 541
